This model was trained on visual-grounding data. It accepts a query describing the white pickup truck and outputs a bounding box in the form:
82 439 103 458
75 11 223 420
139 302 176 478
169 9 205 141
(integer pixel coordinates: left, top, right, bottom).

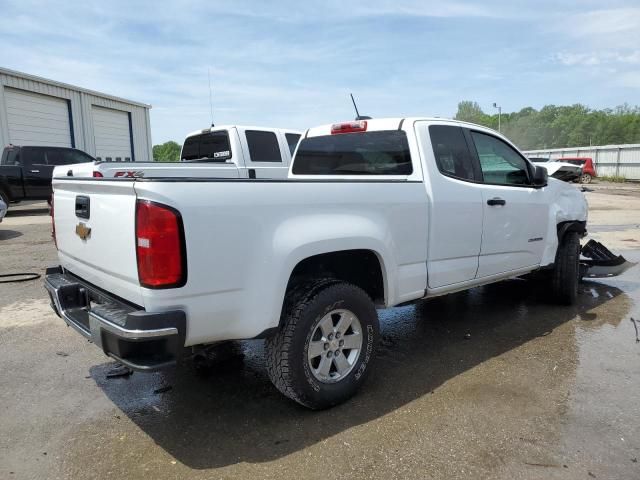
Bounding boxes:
46 117 591 409
56 125 301 179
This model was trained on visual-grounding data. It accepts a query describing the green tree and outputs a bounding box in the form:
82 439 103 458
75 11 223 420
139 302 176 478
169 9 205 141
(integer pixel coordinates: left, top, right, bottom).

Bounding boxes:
453 101 640 149
454 101 489 125
152 141 181 162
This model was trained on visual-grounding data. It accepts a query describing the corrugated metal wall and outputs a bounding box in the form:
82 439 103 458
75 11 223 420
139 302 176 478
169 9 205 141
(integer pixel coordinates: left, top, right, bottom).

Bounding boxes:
523 144 640 180
0 68 152 161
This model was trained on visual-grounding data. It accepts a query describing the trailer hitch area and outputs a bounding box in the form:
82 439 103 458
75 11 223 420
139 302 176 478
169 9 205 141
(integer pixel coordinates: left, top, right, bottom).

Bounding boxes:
580 239 636 278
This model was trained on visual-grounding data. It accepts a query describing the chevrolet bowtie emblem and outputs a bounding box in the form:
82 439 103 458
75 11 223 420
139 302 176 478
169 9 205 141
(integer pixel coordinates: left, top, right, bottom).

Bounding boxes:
75 222 91 240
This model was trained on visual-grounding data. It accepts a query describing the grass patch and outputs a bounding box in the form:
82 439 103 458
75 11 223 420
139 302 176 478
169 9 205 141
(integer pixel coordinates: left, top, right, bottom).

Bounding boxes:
598 175 627 183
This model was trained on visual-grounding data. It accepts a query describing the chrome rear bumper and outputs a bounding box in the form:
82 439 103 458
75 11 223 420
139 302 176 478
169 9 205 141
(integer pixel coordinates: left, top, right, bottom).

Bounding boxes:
44 266 186 371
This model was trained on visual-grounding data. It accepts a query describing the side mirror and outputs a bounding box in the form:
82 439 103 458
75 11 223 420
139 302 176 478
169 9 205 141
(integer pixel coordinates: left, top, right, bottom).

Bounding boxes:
532 165 548 187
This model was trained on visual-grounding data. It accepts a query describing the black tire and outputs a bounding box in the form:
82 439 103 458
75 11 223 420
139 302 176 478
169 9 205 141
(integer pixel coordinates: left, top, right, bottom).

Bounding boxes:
552 231 581 305
580 173 592 184
265 279 379 409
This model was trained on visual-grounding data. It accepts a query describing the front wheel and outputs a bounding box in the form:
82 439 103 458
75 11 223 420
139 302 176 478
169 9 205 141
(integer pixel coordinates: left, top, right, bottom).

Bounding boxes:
265 279 379 409
552 231 581 305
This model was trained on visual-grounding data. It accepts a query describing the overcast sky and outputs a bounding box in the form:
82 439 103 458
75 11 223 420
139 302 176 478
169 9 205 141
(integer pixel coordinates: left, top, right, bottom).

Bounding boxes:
1 0 639 143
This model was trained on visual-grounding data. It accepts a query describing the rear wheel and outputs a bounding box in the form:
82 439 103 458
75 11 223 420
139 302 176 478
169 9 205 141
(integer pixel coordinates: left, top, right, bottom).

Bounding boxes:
580 173 592 184
552 231 581 305
265 279 379 409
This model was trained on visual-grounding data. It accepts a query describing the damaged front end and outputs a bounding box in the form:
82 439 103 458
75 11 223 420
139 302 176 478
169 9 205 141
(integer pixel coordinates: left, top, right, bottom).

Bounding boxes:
580 239 636 278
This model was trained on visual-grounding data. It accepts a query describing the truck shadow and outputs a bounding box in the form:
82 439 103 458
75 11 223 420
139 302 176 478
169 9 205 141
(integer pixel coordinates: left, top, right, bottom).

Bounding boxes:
5 207 49 217
91 278 626 469
0 229 23 240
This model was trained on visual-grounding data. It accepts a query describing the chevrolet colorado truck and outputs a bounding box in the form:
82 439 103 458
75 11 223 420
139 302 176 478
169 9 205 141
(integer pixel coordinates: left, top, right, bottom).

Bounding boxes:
45 117 591 409
57 126 301 180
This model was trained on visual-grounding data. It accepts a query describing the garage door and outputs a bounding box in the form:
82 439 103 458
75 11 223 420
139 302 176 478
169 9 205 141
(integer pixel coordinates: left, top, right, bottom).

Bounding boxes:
92 106 133 161
5 87 72 147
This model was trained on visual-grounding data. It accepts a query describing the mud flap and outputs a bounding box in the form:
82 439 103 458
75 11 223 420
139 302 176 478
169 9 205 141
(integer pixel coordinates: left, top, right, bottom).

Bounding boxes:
580 239 636 278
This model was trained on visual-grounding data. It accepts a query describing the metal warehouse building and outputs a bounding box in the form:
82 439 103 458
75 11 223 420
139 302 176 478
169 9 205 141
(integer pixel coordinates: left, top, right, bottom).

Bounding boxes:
0 67 152 162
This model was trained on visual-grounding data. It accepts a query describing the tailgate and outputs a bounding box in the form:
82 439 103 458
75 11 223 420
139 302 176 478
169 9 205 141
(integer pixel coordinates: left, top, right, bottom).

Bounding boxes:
53 179 143 306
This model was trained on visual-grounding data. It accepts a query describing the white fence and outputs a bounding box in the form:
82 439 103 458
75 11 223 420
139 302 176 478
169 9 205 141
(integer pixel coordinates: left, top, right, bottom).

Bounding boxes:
523 144 640 180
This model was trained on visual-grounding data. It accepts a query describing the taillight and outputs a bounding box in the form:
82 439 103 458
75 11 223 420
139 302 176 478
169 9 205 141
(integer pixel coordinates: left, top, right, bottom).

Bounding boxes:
92 171 104 178
331 120 367 134
50 194 57 249
135 200 186 289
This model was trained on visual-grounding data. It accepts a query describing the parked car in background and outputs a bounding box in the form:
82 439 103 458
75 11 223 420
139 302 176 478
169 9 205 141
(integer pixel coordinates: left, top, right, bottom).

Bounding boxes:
559 157 597 184
529 157 583 182
47 117 596 409
57 126 302 180
0 196 6 222
0 145 94 208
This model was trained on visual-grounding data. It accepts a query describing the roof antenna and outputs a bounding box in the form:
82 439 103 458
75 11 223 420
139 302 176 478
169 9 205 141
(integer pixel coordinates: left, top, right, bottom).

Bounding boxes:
350 93 371 121
208 68 215 127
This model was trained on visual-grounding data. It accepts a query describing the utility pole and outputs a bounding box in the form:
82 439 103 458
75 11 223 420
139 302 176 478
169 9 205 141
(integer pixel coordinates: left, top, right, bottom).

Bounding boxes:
492 102 501 133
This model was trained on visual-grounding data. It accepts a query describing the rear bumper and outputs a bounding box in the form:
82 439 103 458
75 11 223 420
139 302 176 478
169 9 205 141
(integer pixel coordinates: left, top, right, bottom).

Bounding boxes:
44 266 186 371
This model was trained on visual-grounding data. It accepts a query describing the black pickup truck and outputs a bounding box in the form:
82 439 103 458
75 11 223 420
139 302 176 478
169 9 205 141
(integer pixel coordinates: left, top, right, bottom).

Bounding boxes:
0 145 94 207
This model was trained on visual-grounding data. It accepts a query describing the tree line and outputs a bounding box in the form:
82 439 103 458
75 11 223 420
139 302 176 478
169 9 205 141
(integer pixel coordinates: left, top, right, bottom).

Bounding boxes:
454 101 640 150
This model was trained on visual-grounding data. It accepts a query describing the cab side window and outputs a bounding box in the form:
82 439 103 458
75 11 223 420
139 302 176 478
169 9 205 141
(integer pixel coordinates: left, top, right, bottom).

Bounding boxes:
246 130 282 163
428 125 477 181
22 147 48 166
45 149 64 165
470 131 530 186
61 150 94 164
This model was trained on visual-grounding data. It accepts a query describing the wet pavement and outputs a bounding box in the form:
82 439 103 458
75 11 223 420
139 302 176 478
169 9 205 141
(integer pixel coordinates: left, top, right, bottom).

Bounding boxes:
1 194 639 479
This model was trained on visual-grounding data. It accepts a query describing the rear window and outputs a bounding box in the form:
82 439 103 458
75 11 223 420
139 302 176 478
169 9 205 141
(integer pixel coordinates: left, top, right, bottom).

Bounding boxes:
181 131 232 162
565 159 586 166
292 130 413 175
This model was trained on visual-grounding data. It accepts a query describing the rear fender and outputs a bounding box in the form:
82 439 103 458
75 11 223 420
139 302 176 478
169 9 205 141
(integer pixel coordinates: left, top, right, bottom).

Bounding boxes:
271 214 397 313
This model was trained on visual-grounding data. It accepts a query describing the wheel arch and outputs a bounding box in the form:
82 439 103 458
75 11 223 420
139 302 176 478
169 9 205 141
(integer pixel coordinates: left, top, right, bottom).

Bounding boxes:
557 220 587 245
284 248 388 309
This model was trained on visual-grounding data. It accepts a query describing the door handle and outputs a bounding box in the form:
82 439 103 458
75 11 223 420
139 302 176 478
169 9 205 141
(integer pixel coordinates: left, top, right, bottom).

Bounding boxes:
30 169 41 173
487 197 506 206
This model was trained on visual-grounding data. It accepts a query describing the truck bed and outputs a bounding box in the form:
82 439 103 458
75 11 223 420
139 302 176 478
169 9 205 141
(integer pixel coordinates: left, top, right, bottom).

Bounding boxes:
52 176 429 345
